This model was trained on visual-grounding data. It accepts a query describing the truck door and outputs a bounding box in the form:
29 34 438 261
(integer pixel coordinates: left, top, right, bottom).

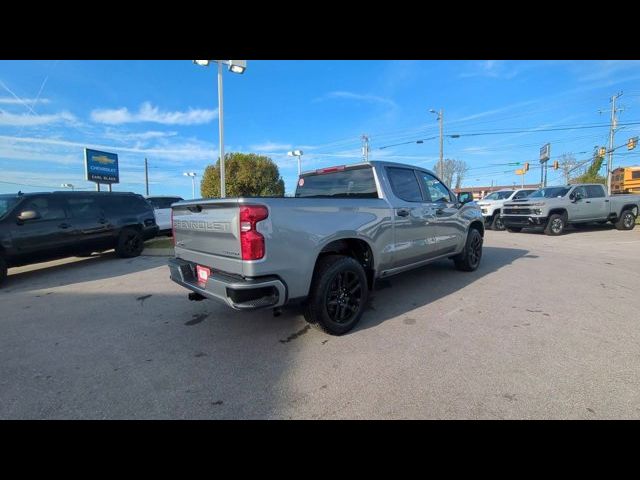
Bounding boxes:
584 185 608 220
569 186 589 220
416 171 463 255
10 195 74 264
65 195 114 252
385 167 439 268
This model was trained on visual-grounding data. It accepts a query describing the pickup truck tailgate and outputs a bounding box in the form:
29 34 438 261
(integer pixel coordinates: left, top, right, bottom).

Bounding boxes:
172 200 243 276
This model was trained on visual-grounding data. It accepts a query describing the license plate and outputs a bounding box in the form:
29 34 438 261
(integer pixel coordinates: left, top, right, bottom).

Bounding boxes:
196 265 211 284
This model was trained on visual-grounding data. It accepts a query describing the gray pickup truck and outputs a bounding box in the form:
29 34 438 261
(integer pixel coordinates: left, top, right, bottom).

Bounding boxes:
168 161 484 335
500 183 639 235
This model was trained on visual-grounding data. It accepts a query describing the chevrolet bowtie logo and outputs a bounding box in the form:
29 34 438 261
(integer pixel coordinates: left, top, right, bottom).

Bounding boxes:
93 155 115 165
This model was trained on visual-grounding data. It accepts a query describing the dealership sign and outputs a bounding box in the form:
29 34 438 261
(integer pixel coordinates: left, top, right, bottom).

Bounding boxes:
84 148 119 184
539 143 551 163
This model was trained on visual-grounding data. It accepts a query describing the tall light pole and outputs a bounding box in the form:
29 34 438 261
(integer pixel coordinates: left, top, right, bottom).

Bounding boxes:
429 108 444 179
605 92 623 195
183 172 197 199
193 60 247 198
288 150 304 177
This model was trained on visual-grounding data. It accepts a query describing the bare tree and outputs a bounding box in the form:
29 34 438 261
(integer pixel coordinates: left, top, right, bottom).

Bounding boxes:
436 158 468 188
453 159 468 190
558 153 577 184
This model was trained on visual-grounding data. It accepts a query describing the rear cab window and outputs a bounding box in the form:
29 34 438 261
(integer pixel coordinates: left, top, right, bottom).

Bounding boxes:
386 167 423 202
295 165 379 198
585 185 605 198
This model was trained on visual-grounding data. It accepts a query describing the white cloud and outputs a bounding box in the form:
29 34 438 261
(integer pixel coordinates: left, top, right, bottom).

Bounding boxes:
0 97 50 105
0 134 216 163
91 102 218 125
0 110 76 126
315 91 397 108
250 141 292 152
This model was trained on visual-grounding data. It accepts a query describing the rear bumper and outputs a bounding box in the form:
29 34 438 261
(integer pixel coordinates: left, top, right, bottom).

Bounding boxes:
168 257 287 310
501 215 548 227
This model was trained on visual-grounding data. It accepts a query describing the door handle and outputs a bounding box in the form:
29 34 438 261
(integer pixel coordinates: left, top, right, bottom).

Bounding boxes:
396 209 410 217
585 201 591 203
605 199 610 202
59 222 71 229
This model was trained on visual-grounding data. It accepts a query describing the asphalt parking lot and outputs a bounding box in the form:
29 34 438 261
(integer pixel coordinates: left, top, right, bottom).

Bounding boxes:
1 225 639 419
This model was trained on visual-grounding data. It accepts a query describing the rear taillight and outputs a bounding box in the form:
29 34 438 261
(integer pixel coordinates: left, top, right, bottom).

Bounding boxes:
239 205 268 260
171 209 175 246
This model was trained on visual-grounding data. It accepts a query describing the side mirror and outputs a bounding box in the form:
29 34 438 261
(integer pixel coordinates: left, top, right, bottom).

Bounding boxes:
458 192 473 204
17 210 40 222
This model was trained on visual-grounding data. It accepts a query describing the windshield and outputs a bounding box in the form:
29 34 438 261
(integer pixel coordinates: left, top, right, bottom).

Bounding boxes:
528 187 571 199
0 195 20 218
483 191 513 200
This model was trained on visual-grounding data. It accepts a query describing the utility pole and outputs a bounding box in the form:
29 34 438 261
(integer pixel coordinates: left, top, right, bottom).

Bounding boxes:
606 92 623 195
438 109 444 179
361 134 370 162
144 158 149 196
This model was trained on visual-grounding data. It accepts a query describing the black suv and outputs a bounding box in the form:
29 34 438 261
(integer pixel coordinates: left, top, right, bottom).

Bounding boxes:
0 191 159 285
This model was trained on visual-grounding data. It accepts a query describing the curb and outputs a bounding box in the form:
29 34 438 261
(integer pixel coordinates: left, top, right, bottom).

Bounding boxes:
142 248 174 257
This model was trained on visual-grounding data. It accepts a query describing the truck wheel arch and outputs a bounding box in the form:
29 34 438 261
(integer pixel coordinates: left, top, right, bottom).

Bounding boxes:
469 220 485 237
548 208 568 221
313 238 375 291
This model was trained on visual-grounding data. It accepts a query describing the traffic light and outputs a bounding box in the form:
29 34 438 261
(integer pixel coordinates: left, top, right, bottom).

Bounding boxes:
523 162 529 172
553 160 559 170
628 137 638 151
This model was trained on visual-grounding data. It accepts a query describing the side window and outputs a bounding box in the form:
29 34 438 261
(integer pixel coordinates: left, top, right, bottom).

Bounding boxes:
24 196 67 221
585 185 605 198
419 172 453 203
147 198 162 209
571 186 586 199
632 171 640 180
513 190 530 199
387 167 423 202
66 197 102 219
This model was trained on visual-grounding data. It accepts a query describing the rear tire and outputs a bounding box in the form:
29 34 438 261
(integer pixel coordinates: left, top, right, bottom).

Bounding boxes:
0 257 7 287
544 213 566 236
507 227 522 233
615 209 636 231
304 255 369 336
491 214 506 231
115 228 145 258
453 228 483 272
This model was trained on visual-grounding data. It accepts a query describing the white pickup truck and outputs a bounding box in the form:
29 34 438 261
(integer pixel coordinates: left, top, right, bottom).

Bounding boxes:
476 188 537 230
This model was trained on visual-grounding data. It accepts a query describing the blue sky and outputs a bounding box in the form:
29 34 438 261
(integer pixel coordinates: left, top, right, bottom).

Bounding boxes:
2 60 640 198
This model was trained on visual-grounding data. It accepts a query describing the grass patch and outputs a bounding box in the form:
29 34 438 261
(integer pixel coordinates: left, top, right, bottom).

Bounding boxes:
144 236 174 249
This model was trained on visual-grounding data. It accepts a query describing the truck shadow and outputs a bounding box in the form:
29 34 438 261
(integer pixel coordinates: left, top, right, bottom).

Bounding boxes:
2 252 166 294
350 245 529 333
516 223 616 235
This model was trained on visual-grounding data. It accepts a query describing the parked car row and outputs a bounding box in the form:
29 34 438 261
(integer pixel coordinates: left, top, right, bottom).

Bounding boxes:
500 183 639 235
0 191 183 286
476 183 639 235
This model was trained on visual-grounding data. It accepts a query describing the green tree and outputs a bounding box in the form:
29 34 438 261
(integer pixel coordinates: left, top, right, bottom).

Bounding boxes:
574 150 606 185
201 152 285 198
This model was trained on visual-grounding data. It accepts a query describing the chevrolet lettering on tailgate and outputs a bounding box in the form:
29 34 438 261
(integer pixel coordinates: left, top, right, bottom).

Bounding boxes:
173 219 231 232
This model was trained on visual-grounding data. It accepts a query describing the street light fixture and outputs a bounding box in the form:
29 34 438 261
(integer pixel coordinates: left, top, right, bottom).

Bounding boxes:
61 183 74 191
193 60 247 199
183 172 198 199
287 150 304 176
